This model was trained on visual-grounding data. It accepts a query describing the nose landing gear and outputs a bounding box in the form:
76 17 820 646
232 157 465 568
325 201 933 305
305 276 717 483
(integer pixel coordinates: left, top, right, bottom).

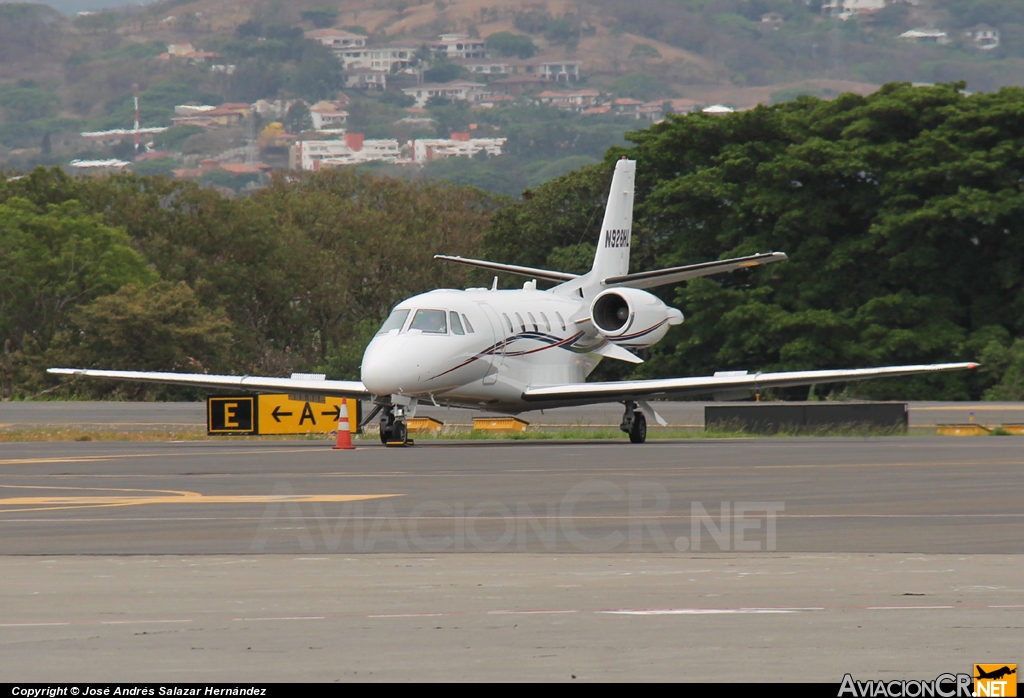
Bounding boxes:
619 401 647 444
379 405 413 447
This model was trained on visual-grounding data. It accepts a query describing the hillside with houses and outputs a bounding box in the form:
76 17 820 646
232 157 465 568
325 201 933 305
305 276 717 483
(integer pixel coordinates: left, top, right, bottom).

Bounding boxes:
2 0 1023 195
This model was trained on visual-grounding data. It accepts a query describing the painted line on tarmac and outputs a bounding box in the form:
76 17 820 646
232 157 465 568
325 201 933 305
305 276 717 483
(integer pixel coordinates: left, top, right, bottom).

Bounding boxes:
862 604 1023 610
753 459 1024 470
0 422 199 427
0 447 328 466
0 485 400 513
600 607 823 615
4 603 1022 630
914 406 1024 411
2 512 1023 523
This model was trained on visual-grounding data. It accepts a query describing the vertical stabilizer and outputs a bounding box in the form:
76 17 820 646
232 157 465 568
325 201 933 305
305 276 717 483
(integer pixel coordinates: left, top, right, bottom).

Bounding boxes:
591 158 635 282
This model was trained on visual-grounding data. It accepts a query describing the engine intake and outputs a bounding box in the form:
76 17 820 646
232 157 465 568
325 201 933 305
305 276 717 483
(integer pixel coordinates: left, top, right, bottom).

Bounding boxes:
590 287 684 347
593 292 631 334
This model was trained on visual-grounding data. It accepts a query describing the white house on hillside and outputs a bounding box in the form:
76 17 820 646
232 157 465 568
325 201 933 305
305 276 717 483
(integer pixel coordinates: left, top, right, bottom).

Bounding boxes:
412 135 506 163
964 24 1000 50
304 29 367 58
430 33 486 59
822 0 886 19
899 28 950 44
309 101 348 131
402 80 487 108
291 134 401 170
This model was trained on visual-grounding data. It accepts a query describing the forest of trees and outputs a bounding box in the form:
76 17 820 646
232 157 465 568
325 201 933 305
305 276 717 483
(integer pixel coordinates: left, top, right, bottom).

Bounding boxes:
4 83 1024 401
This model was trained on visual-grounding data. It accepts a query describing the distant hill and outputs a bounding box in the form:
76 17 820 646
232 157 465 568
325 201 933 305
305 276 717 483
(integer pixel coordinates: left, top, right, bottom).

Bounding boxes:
4 0 1024 186
27 0 154 15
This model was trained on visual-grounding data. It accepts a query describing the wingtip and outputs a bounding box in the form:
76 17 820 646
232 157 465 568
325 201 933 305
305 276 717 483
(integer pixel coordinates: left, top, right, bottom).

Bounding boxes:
968 362 980 369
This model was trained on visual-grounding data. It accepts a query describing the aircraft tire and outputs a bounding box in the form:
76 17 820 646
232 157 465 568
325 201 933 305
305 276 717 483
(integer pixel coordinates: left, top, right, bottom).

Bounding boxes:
392 421 408 445
380 423 392 444
629 411 647 444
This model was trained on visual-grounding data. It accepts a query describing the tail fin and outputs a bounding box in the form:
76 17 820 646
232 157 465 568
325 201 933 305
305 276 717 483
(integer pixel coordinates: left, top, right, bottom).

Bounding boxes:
591 157 635 282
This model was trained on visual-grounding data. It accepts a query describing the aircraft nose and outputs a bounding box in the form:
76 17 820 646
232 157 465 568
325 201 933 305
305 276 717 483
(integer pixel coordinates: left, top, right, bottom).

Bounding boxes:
361 336 421 395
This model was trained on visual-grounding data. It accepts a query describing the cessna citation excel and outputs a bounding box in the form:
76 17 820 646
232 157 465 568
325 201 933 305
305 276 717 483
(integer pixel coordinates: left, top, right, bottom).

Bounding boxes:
50 158 976 445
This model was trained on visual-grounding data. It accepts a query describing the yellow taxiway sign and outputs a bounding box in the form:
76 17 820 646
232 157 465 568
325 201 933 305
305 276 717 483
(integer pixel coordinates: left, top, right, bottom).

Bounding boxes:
207 395 360 435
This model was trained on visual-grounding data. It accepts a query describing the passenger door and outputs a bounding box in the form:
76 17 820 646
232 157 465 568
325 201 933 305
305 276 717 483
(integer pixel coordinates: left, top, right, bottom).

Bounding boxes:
475 302 504 385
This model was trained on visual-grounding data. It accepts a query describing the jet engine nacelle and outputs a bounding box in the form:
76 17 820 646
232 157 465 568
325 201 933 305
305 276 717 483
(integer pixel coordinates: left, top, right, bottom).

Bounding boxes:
590 287 684 348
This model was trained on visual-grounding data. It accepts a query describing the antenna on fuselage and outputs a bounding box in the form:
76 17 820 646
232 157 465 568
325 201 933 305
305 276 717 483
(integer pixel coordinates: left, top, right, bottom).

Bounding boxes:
491 275 498 291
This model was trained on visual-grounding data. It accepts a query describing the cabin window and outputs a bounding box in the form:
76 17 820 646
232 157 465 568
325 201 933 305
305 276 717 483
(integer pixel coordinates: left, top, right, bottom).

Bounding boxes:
449 311 465 335
409 309 447 334
527 312 538 332
514 312 526 332
555 311 566 331
377 308 410 334
540 312 551 332
502 313 513 333
461 313 475 333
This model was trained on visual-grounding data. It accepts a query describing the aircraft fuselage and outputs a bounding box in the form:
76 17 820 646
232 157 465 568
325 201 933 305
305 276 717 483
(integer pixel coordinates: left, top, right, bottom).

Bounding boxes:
360 287 654 412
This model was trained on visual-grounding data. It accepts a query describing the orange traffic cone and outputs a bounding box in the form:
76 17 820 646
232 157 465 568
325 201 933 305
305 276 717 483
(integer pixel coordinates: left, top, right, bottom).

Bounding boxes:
333 398 355 450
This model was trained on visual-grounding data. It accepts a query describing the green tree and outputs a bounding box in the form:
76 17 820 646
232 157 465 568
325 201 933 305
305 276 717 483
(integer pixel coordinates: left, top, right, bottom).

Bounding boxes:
484 163 613 270
42 281 234 399
131 157 180 177
289 41 343 102
284 101 312 133
424 57 469 83
379 89 415 107
485 32 538 59
485 83 1024 399
200 169 260 191
152 125 206 151
0 87 60 121
980 337 1024 399
609 72 672 101
0 195 157 355
629 43 662 60
301 8 339 29
242 170 500 365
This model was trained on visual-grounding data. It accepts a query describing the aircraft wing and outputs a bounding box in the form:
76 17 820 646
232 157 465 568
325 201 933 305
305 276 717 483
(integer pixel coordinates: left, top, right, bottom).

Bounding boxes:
521 362 977 408
603 252 787 290
46 368 370 399
433 255 578 283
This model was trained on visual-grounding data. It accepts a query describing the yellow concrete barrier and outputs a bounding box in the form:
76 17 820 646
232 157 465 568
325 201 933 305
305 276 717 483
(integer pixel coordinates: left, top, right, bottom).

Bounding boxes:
473 417 529 433
936 424 991 436
407 417 443 433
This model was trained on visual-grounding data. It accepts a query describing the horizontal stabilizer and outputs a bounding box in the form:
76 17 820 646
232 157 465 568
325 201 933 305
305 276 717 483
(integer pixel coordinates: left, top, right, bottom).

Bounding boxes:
47 368 370 399
604 252 787 290
521 362 978 409
592 343 644 364
434 255 577 283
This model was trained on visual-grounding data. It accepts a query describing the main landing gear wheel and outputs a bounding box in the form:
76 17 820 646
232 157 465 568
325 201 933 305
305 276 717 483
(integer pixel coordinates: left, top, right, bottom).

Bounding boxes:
620 400 647 444
629 411 647 444
392 420 408 445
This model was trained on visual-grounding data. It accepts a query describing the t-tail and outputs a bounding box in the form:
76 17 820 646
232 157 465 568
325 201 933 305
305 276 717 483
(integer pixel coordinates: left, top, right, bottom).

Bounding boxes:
432 157 786 295
589 156 635 284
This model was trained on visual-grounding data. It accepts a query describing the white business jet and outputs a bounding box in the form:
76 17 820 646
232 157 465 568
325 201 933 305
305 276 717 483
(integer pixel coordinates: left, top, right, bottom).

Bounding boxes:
50 158 976 445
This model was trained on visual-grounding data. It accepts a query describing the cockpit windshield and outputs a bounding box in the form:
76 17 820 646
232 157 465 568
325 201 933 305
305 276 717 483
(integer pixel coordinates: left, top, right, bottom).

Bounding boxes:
409 309 448 334
377 308 410 335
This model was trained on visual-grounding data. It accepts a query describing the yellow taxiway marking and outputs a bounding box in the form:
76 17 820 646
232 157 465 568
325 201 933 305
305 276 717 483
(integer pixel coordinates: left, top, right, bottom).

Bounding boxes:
0 447 326 467
0 485 399 513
